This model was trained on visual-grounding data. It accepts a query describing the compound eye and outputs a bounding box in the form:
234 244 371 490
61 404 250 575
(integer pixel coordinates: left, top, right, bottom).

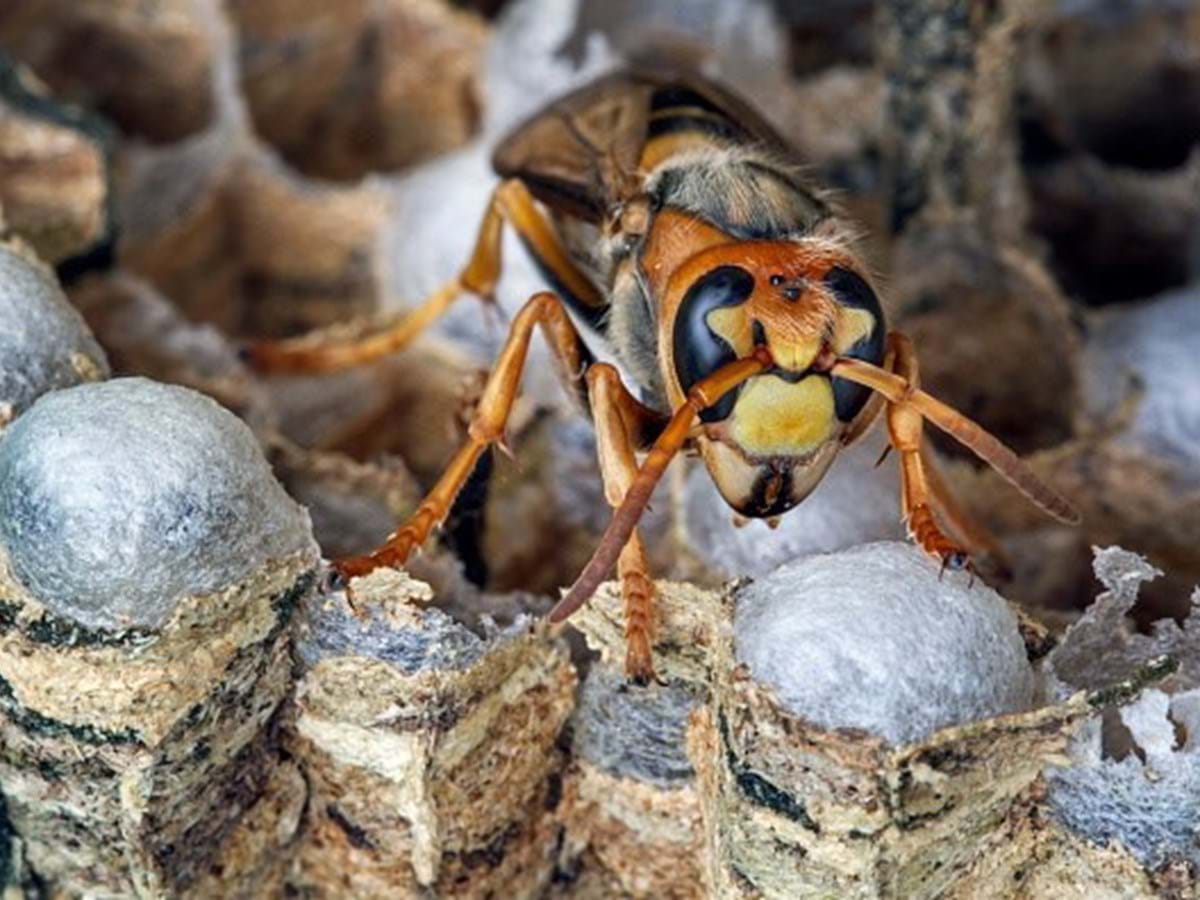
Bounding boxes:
825 266 886 422
672 265 755 423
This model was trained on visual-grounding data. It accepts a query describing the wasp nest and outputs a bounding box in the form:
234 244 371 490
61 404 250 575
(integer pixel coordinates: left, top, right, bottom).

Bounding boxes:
288 568 575 897
732 542 1036 745
0 59 110 266
563 541 1189 898
554 581 718 898
0 241 109 427
228 0 487 181
0 0 218 143
119 148 388 339
0 0 1195 897
0 378 316 896
1018 1 1200 306
70 270 271 427
693 548 1067 898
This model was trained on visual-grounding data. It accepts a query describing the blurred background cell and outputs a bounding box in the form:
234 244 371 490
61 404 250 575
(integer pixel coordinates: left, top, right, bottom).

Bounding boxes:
227 0 488 181
0 0 218 142
0 59 111 270
0 242 109 422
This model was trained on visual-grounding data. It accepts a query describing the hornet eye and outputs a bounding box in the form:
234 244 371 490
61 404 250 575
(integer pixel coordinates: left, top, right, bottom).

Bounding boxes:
673 265 754 423
826 266 886 423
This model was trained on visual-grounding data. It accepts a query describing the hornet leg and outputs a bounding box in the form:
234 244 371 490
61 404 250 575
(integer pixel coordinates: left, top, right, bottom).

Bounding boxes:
884 333 970 570
244 179 603 374
586 363 669 684
552 350 772 620
828 331 1079 572
334 291 586 582
922 440 1013 579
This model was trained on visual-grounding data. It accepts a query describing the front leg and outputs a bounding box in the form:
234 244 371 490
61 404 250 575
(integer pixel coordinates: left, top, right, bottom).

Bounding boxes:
883 333 970 570
921 437 1013 578
829 331 1080 572
334 291 585 582
552 350 772 621
586 363 669 684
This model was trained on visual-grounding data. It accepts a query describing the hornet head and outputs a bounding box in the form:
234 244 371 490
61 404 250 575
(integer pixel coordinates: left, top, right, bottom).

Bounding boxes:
661 239 886 518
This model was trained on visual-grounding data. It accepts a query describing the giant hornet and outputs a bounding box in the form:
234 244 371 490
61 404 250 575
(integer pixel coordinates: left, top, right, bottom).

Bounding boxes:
247 70 1080 683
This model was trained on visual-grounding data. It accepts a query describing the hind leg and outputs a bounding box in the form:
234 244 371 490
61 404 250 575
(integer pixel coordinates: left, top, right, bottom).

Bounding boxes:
922 441 1013 578
244 179 604 374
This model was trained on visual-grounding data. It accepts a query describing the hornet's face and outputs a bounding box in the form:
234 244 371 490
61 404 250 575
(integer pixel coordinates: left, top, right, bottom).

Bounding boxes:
662 242 886 518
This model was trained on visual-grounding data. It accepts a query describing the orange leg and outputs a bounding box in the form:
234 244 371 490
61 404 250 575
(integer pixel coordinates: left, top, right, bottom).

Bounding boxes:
552 349 772 622
586 363 670 684
828 331 1079 571
922 441 1013 578
243 179 604 374
884 333 969 570
334 291 586 582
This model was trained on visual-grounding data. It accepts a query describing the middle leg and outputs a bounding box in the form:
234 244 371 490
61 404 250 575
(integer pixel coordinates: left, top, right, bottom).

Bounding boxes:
334 290 586 582
921 440 1013 578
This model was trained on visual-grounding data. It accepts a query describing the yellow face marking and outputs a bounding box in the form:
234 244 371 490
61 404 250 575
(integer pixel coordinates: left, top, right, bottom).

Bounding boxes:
715 303 874 377
705 305 753 355
833 307 876 354
706 306 825 372
765 332 822 373
730 374 836 457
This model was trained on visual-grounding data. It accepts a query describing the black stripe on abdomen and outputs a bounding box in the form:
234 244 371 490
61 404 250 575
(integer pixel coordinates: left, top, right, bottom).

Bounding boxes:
646 111 744 142
650 84 727 115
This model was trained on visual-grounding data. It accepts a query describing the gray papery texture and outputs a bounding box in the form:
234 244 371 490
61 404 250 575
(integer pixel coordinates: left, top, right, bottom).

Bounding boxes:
0 378 313 630
734 541 1035 745
1049 688 1200 870
572 666 700 787
0 246 110 418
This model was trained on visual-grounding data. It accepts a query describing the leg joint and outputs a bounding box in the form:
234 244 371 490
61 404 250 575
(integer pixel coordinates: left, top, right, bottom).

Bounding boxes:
520 290 564 321
585 361 622 392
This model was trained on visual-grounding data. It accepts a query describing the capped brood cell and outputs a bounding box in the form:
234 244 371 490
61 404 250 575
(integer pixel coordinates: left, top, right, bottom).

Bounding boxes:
0 242 109 427
0 377 317 896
